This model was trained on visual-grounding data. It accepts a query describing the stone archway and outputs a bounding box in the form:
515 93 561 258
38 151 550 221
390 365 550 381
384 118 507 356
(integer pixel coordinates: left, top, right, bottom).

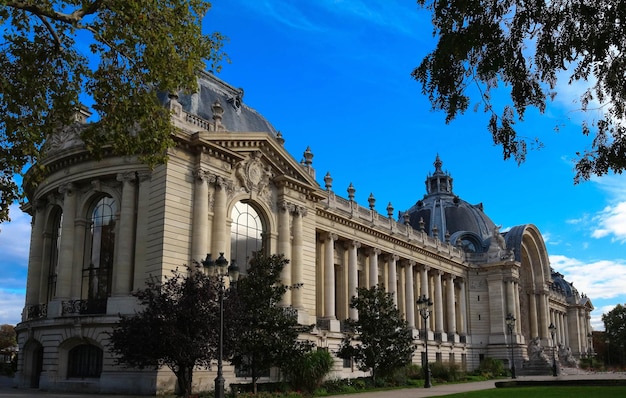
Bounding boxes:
22 340 43 388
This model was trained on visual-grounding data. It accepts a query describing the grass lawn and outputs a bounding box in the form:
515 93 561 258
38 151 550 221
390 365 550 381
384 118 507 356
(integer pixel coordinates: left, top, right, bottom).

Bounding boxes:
441 386 626 398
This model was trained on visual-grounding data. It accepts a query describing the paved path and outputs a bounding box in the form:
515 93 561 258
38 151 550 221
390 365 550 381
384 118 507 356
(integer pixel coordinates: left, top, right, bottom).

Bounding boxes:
1 372 625 398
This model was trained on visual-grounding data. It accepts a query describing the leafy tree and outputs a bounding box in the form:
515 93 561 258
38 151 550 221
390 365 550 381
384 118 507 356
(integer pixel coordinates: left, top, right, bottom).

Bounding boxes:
337 285 415 384
109 266 221 398
0 1 225 223
225 253 314 393
414 0 626 182
280 349 334 394
0 324 16 350
602 303 626 367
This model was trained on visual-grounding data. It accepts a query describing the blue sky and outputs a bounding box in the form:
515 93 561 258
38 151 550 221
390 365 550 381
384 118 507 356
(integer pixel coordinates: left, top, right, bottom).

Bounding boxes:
1 0 625 331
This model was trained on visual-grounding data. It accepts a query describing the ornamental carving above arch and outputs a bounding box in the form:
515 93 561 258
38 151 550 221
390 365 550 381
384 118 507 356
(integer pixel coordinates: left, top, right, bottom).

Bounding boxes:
235 151 274 196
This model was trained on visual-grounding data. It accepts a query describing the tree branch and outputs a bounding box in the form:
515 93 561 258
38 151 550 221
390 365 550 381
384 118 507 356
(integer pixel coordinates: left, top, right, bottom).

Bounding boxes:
35 14 61 51
5 0 107 25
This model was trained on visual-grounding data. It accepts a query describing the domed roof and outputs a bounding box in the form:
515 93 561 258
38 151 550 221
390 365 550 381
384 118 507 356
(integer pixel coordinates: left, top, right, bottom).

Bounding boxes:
405 155 497 253
169 71 278 135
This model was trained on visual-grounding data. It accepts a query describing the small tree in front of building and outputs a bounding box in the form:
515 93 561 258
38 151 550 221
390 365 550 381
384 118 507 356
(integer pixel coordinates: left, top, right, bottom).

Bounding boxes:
602 303 626 367
337 285 415 384
109 266 220 398
225 253 314 393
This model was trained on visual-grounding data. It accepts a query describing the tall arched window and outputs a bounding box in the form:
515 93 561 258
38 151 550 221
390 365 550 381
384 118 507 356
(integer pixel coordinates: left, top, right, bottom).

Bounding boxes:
82 196 117 305
230 201 264 271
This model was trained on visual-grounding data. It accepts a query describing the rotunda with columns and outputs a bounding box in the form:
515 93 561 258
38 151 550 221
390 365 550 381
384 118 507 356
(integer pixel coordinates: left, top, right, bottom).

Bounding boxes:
15 71 594 395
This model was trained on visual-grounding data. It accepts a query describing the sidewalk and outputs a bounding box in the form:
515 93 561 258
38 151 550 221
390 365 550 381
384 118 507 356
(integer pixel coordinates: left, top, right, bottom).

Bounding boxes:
1 372 625 398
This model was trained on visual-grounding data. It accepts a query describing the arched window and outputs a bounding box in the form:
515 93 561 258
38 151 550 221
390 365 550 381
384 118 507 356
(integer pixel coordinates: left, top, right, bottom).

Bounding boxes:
47 208 62 301
82 196 117 304
67 344 103 378
230 201 264 271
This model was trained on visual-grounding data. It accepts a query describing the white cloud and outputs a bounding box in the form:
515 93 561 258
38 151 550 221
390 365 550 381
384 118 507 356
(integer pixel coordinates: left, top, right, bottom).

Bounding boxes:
550 255 626 331
549 254 626 300
0 289 24 326
589 174 626 243
0 203 32 267
591 201 626 243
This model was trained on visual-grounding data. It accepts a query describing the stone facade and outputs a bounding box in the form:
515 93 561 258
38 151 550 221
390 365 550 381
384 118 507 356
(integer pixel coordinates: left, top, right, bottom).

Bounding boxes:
15 72 594 395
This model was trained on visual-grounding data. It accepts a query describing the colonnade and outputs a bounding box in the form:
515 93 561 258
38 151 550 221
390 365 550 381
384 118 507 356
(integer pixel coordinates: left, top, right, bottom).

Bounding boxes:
549 309 570 346
319 232 468 339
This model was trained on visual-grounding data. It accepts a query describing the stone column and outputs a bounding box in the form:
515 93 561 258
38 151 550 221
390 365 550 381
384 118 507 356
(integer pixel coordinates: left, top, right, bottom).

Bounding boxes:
388 254 398 306
38 218 54 302
564 313 570 348
191 169 210 264
538 292 548 338
420 265 430 330
404 261 415 328
529 291 538 338
113 173 137 296
434 270 444 334
278 200 292 306
369 248 380 287
25 202 46 306
324 233 337 319
347 240 360 320
513 281 521 334
291 207 305 308
458 279 467 335
133 172 151 290
56 184 76 299
211 176 228 255
506 279 515 319
446 274 456 334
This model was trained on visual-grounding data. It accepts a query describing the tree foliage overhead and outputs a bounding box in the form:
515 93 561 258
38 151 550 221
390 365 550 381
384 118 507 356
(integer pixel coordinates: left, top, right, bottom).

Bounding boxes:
414 0 626 182
108 266 221 398
225 253 314 393
0 0 225 223
337 285 415 383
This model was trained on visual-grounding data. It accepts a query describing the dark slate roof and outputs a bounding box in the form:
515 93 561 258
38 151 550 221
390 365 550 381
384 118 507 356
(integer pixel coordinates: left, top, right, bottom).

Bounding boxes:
404 155 497 251
171 71 278 135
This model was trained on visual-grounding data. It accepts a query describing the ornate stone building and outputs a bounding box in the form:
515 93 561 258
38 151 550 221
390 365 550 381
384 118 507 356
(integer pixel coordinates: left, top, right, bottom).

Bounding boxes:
16 72 594 394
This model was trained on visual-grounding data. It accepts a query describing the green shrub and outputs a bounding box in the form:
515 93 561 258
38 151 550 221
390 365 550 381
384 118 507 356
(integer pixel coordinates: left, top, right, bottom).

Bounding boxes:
404 364 423 379
429 361 464 382
476 357 505 378
281 349 334 394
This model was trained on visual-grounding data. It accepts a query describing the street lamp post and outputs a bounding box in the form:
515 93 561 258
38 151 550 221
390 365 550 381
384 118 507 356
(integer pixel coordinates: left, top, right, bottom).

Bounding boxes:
505 313 516 379
202 252 240 398
548 322 558 377
416 295 433 388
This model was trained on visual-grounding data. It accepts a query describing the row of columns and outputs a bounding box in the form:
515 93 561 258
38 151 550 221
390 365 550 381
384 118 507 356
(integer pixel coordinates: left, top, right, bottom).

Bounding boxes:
321 233 468 336
550 309 569 346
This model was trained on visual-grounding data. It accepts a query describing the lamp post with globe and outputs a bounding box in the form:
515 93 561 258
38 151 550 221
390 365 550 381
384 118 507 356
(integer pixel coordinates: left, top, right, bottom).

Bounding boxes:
416 295 433 388
505 313 516 379
202 252 240 398
548 322 558 377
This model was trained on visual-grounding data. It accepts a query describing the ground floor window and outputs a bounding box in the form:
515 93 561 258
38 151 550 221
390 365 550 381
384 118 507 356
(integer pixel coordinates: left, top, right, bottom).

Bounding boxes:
67 344 103 378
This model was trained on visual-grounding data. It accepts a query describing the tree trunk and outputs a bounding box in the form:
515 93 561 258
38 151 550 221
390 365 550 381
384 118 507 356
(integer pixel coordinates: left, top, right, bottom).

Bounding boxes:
175 366 193 398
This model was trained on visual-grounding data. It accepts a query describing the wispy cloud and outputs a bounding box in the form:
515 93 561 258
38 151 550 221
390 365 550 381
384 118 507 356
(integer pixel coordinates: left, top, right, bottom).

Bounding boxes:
590 175 626 243
237 0 424 36
239 1 326 32
550 254 626 300
592 201 626 243
0 289 24 326
550 254 626 330
317 0 423 36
